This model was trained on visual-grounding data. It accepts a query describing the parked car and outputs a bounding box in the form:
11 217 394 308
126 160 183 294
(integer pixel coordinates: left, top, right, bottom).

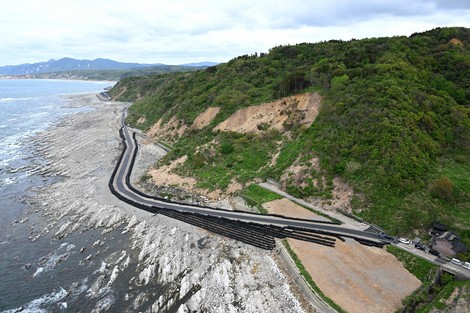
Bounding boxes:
399 238 411 244
463 262 470 270
380 232 394 241
429 249 440 257
451 258 462 266
415 243 426 251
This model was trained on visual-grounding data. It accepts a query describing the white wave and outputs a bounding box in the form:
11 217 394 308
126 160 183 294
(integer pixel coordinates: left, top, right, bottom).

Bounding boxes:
92 294 115 312
33 267 44 278
39 105 54 110
59 242 76 251
2 287 67 313
0 97 36 102
34 244 74 277
70 278 89 297
0 177 15 186
93 261 108 275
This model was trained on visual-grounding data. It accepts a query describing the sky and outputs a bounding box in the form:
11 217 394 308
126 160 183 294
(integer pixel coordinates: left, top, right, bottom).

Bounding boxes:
1 0 470 66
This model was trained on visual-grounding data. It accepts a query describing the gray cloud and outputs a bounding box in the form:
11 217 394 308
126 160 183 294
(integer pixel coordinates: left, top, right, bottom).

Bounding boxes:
0 0 469 66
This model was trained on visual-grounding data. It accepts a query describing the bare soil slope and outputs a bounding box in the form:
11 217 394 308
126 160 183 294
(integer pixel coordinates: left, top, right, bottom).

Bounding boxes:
214 93 321 134
190 107 220 130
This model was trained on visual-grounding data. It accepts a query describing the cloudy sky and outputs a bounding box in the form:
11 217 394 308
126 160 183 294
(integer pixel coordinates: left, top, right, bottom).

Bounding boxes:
1 0 470 66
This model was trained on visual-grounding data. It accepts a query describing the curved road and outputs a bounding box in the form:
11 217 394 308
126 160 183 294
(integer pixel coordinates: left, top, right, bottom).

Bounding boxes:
110 113 386 245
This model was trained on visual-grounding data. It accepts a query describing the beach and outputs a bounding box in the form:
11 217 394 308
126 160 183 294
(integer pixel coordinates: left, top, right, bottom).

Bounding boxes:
2 93 311 312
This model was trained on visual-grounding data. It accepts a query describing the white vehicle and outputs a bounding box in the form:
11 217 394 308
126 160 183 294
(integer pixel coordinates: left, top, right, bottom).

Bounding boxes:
398 238 411 244
451 258 462 266
462 262 470 270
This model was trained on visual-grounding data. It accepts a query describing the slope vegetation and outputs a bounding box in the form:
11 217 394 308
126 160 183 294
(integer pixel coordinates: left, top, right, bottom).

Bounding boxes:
110 27 470 253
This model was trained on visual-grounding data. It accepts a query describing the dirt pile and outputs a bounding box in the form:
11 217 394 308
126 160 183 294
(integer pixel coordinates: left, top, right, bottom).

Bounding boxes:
449 38 464 46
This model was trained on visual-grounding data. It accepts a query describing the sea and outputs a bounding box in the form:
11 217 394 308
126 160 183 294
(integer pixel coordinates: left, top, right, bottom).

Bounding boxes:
0 79 134 312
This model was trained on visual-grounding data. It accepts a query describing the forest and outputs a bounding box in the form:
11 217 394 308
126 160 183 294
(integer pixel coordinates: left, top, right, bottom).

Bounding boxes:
110 27 470 256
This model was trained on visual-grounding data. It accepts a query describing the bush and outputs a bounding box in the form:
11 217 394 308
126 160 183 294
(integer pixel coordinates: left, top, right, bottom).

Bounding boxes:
219 142 234 155
432 176 454 201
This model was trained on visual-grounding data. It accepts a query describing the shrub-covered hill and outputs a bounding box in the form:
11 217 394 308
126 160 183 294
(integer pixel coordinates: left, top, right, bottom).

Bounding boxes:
110 27 470 246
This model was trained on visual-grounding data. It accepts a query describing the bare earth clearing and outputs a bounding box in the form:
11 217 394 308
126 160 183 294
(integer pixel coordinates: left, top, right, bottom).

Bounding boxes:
262 198 330 222
264 198 421 313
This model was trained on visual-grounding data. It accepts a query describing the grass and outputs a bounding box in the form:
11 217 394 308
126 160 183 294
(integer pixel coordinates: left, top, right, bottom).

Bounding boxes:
282 240 347 313
420 280 470 312
387 246 456 312
156 140 174 150
174 131 282 191
240 184 282 214
357 158 470 261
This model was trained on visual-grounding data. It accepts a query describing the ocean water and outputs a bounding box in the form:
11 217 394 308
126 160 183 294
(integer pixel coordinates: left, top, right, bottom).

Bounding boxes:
0 79 135 312
0 79 112 227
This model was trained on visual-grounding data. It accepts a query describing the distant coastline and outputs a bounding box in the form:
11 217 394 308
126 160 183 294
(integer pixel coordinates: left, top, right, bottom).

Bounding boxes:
0 74 117 83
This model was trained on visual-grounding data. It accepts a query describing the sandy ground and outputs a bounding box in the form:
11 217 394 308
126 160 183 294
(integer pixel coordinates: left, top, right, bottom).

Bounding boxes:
25 94 316 313
263 198 330 222
289 238 421 313
262 199 421 313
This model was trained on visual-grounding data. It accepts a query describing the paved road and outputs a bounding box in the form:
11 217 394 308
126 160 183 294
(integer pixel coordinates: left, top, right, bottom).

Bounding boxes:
112 110 470 279
110 121 387 245
394 242 470 279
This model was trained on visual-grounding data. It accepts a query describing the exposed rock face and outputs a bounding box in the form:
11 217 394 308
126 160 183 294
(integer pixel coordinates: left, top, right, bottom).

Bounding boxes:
26 94 311 312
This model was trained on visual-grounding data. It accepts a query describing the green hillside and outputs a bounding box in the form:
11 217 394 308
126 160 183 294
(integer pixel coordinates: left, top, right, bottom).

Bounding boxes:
110 27 470 251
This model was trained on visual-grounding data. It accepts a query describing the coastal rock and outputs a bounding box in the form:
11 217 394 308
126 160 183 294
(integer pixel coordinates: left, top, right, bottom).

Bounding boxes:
26 94 311 313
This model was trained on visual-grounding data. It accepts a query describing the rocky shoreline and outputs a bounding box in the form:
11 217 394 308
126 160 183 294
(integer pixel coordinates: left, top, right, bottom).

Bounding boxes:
20 94 314 312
